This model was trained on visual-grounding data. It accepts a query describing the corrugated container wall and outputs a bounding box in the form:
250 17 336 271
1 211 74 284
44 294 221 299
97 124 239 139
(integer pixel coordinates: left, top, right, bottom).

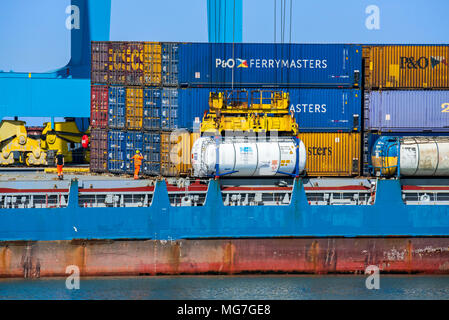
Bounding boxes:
298 132 361 176
365 90 449 132
176 88 362 132
90 129 108 173
179 43 362 88
108 42 127 85
90 85 108 129
160 131 191 176
91 42 108 84
125 131 144 174
142 132 161 175
108 86 126 129
144 42 162 86
126 42 144 85
162 43 179 86
107 130 126 173
143 88 161 130
363 45 449 89
126 87 143 130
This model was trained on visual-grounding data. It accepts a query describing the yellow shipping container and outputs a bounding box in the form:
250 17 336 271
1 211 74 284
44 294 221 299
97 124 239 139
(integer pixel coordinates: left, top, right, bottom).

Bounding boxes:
126 87 143 130
298 132 361 177
143 42 162 86
160 131 192 176
363 45 449 89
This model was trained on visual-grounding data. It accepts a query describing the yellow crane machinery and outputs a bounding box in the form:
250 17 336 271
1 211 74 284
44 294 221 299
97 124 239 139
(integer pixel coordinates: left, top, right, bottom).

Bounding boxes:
0 119 89 166
200 90 298 135
41 120 90 165
0 120 47 166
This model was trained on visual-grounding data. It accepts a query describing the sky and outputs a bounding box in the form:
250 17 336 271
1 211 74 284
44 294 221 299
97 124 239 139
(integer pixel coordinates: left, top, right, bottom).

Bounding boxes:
1 0 449 73
0 0 448 125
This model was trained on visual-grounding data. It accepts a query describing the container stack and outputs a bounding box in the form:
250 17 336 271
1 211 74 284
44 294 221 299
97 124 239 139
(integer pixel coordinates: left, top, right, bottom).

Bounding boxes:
91 42 365 177
174 43 364 177
362 45 449 175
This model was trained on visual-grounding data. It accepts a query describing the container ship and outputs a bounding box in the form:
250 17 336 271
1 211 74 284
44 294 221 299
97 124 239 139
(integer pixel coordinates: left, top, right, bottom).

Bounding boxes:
1 42 449 278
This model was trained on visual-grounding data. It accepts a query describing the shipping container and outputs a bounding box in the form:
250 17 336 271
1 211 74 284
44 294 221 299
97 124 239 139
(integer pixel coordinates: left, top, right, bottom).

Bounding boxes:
90 85 109 129
365 90 449 132
162 43 179 86
142 131 161 175
126 87 143 130
90 129 108 173
107 130 126 173
108 42 127 85
177 87 362 131
298 132 361 176
178 43 362 88
144 42 162 86
161 88 178 130
125 131 144 174
143 88 161 130
91 41 109 84
160 130 191 176
363 45 449 89
125 42 144 86
108 86 126 129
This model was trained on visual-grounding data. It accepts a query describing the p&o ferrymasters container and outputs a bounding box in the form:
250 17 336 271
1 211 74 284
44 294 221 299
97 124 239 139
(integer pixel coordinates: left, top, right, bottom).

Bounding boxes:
297 132 361 176
363 45 449 89
178 43 362 88
176 88 362 132
365 90 449 132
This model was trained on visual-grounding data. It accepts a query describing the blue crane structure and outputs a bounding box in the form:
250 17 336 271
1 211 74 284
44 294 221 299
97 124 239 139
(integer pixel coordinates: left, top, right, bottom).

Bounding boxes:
0 0 242 121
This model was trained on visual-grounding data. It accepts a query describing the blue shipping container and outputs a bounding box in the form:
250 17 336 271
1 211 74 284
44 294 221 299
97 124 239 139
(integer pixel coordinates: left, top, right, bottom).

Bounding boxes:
365 90 449 132
176 88 361 132
143 132 161 175
161 88 178 130
125 131 144 174
107 130 126 173
108 86 126 129
178 43 362 88
143 88 161 130
162 43 179 86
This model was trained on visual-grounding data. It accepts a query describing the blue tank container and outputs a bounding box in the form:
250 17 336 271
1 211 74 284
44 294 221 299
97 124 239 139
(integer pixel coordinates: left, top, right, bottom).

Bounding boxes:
178 43 362 88
176 88 361 131
108 86 126 129
125 131 144 174
143 88 161 130
142 132 161 175
107 130 126 173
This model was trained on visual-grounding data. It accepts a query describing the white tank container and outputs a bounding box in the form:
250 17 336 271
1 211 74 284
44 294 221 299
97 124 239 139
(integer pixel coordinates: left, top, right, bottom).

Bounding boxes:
191 137 306 177
400 137 449 176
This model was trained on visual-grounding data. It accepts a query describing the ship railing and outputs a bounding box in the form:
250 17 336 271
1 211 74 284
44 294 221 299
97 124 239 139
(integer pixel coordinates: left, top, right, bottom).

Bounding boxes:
402 186 449 205
0 191 69 209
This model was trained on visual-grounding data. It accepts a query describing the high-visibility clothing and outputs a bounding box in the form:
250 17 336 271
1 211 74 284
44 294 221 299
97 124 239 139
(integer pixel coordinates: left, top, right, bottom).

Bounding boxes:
57 165 63 176
132 154 143 166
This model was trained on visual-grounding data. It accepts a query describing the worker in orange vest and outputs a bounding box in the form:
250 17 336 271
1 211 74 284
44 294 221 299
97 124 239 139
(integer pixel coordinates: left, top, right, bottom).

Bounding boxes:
56 150 64 180
131 150 144 180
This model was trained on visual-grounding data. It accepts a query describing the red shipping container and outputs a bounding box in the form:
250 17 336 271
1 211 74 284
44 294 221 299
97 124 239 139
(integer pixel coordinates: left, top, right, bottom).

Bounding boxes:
90 129 108 173
90 85 109 129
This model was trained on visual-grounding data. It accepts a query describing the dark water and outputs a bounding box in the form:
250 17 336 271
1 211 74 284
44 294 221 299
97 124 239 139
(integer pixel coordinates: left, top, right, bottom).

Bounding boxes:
0 275 448 300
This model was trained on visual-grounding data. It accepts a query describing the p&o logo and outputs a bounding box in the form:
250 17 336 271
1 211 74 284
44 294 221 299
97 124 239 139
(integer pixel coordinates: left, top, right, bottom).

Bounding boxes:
400 56 447 69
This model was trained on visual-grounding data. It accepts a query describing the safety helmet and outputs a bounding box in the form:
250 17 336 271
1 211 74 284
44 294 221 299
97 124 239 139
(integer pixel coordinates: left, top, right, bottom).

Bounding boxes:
136 150 140 154
57 150 62 155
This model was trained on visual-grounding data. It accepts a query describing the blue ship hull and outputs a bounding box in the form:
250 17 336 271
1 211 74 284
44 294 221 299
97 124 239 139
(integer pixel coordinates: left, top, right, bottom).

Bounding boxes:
1 179 448 242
